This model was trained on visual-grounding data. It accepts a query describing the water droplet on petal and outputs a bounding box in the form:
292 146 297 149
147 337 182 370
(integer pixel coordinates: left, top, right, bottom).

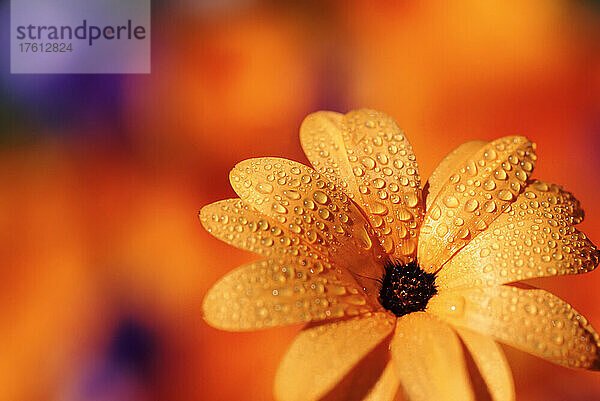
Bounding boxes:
397 208 412 221
267 203 284 215
353 167 364 177
483 180 496 191
430 205 442 220
373 178 385 189
465 160 477 176
257 183 273 194
313 191 329 205
443 196 460 208
355 226 373 250
405 193 419 208
494 169 508 180
360 156 376 170
498 189 514 201
436 223 449 236
283 190 301 200
464 199 479 212
484 149 497 160
318 208 331 220
483 200 497 213
368 201 388 215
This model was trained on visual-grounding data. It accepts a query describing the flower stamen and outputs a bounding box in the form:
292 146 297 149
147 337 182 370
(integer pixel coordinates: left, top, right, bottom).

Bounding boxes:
378 260 437 317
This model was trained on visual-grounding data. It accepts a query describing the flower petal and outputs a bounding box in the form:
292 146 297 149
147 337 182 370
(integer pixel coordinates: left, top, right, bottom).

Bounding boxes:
300 109 424 262
229 157 385 296
426 140 488 210
428 286 600 370
391 312 475 401
274 313 395 401
362 361 404 401
456 327 515 401
203 259 377 331
418 136 537 271
437 181 599 290
200 198 334 269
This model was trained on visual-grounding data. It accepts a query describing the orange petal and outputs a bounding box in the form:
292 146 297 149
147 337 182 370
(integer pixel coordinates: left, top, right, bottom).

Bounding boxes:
200 198 334 268
426 140 488 210
300 109 424 262
437 180 599 290
428 286 600 370
362 361 405 401
391 312 475 401
418 136 537 271
274 313 395 401
456 328 515 401
299 111 356 195
200 199 374 311
229 157 385 297
203 259 377 331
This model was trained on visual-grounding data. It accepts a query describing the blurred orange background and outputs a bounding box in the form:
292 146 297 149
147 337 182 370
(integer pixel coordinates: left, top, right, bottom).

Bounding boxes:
1 0 600 400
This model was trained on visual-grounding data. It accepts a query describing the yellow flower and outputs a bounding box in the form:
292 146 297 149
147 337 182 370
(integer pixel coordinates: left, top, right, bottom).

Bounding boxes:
200 109 600 401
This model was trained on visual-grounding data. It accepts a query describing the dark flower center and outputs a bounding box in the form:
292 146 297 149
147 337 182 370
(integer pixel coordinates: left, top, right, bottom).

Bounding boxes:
378 260 437 317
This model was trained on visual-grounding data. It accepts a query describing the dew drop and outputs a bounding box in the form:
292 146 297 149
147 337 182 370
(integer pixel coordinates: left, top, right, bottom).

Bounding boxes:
465 160 478 176
521 161 533 172
430 205 442 220
498 189 514 201
261 238 274 247
306 230 317 243
344 294 367 306
318 208 331 220
355 226 373 249
457 227 470 239
377 153 389 164
515 170 528 182
361 156 376 170
405 193 419 208
483 200 497 213
257 183 273 194
436 223 449 236
328 285 347 296
368 201 388 215
371 215 384 228
353 167 365 177
288 224 302 234
484 149 497 160
474 219 488 231
494 169 508 180
381 237 394 253
284 190 301 200
313 191 329 205
443 196 460 208
271 204 287 215
373 178 386 189
483 180 496 191
397 208 412 221
464 199 479 212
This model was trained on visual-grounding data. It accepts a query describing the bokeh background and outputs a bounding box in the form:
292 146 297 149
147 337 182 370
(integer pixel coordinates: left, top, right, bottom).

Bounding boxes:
1 0 600 400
